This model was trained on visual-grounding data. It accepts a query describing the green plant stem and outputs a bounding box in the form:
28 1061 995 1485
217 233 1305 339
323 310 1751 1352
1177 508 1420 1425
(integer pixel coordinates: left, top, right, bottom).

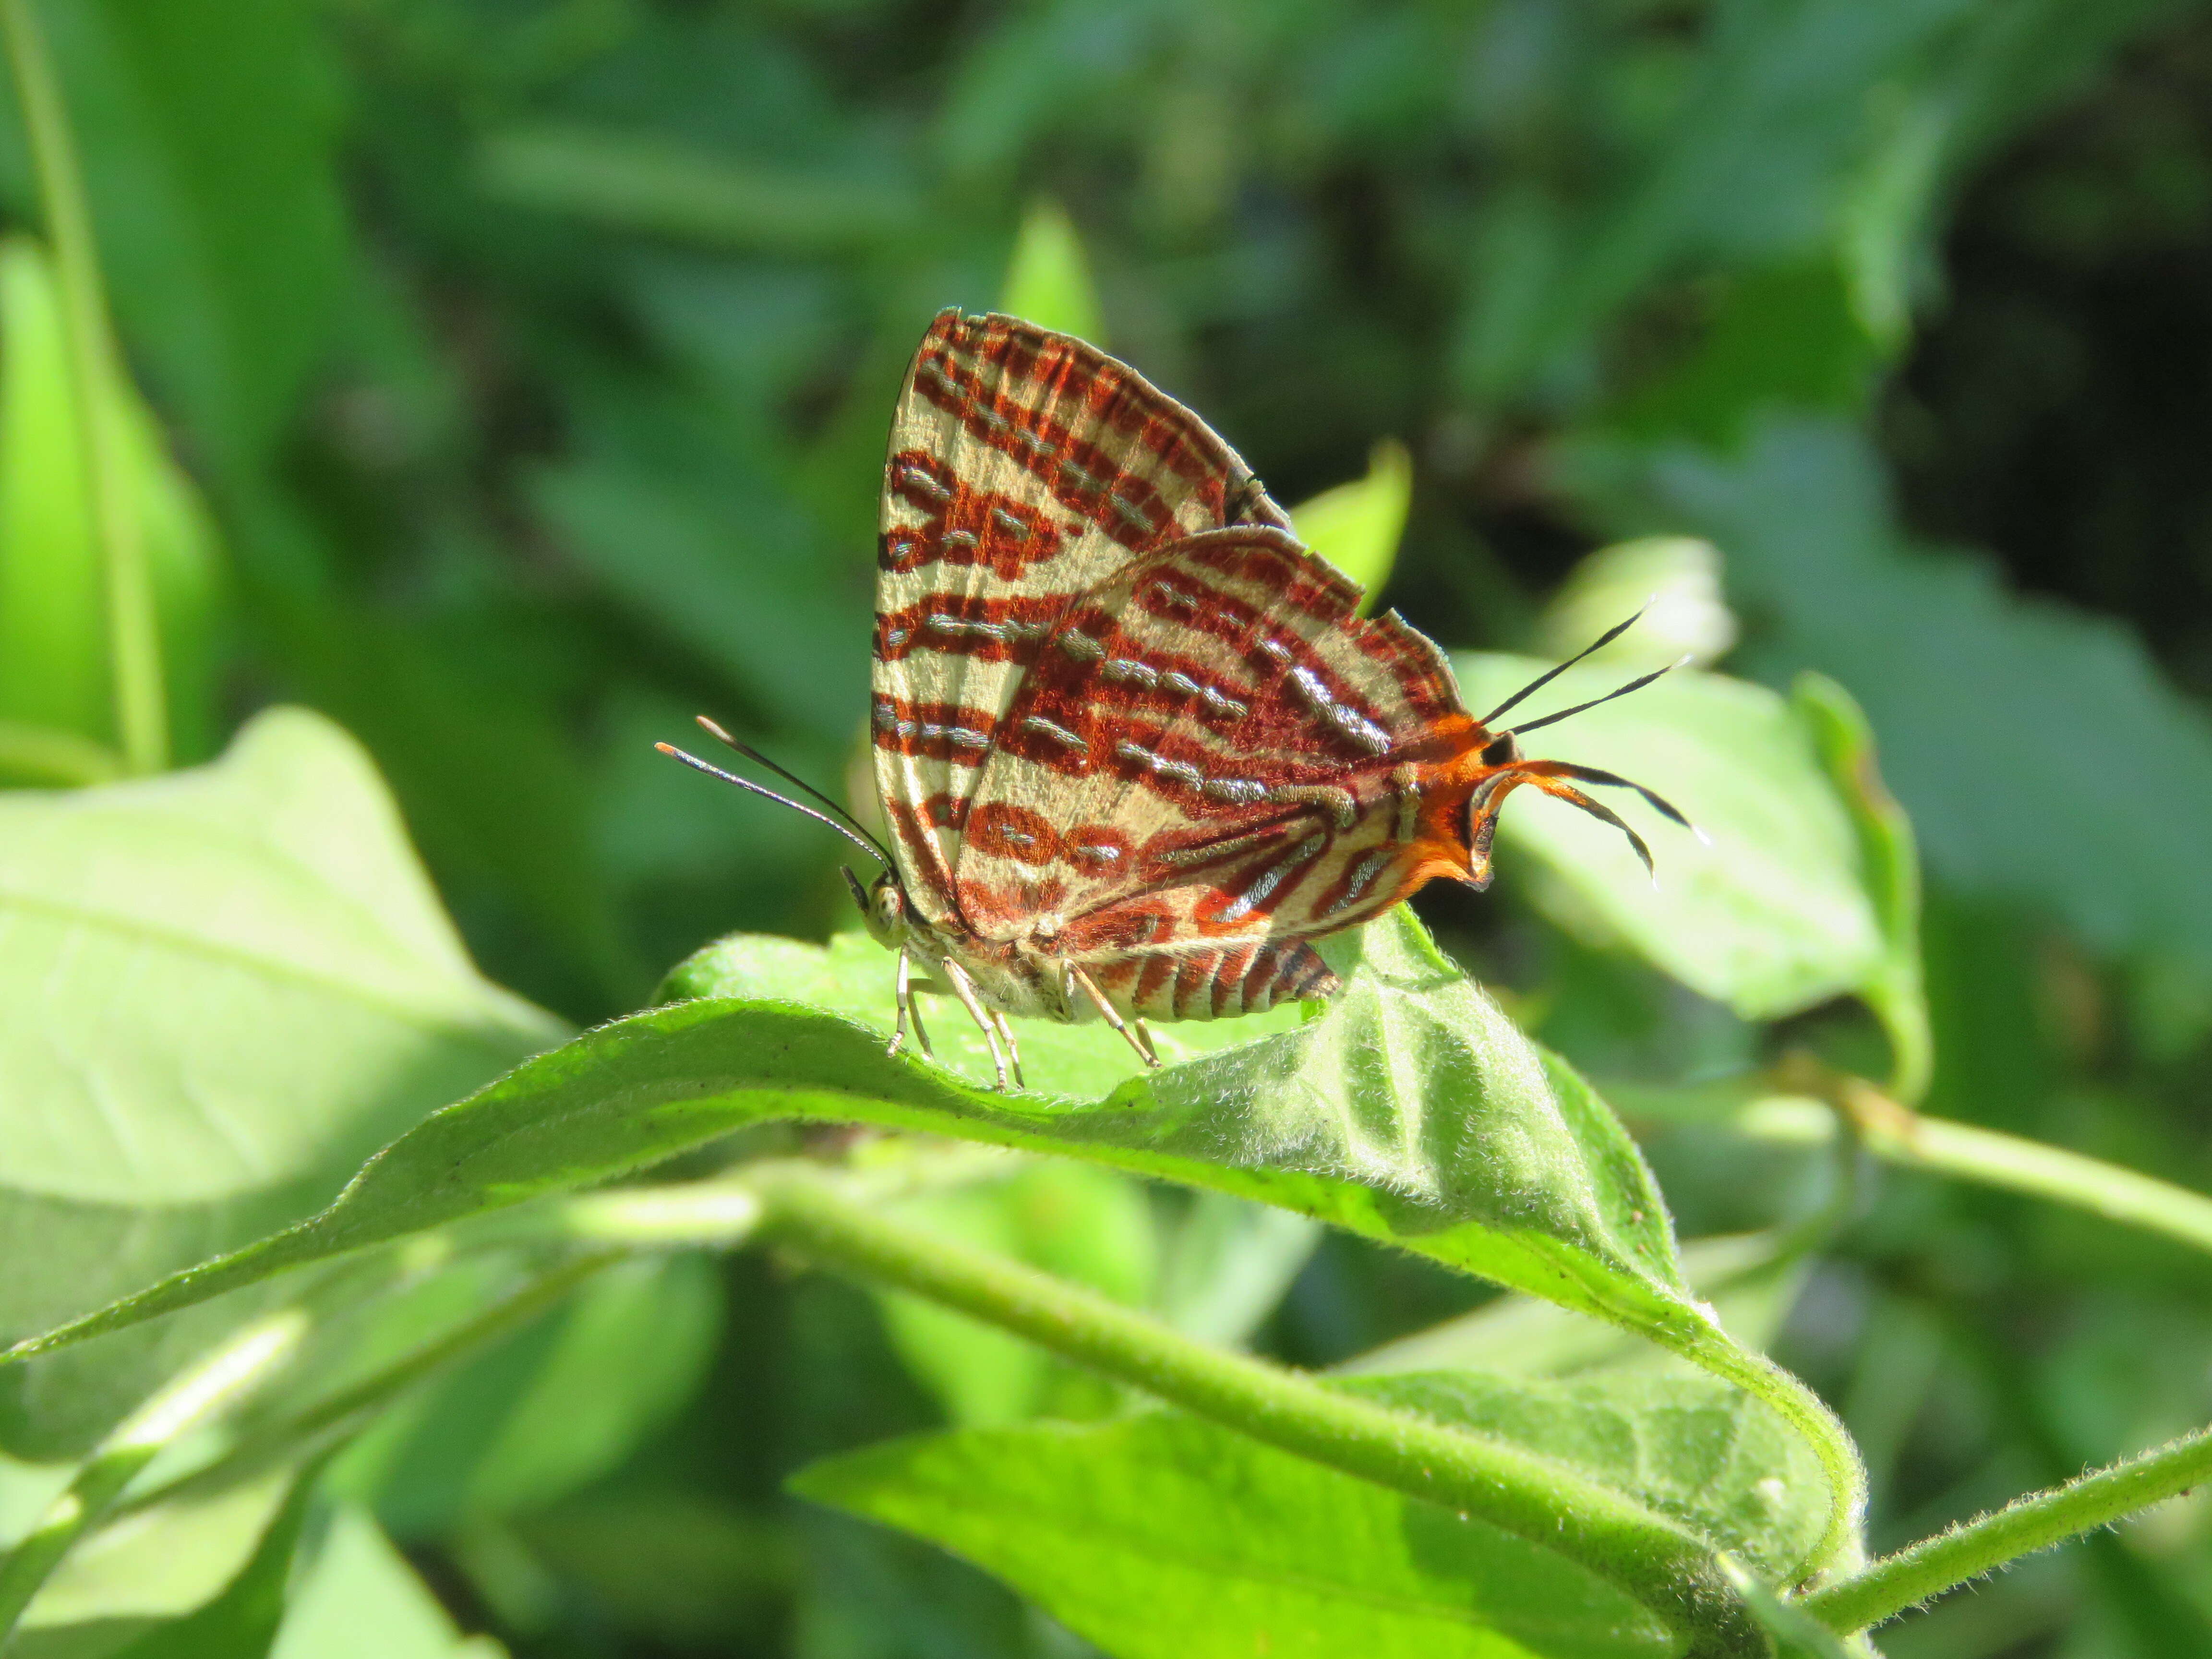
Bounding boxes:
1799 1420 2212 1633
1736 1087 2212 1257
0 0 165 775
751 1164 1765 1658
0 1310 305 1642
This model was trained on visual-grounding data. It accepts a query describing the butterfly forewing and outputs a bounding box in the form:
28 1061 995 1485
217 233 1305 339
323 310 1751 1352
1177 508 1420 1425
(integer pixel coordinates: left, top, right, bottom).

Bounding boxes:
871 311 1289 928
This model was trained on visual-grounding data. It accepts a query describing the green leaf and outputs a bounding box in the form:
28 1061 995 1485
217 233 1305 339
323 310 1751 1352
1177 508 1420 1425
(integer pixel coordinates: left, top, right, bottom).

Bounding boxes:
335 1255 721 1534
1453 0 1983 404
266 1507 500 1659
1341 1232 1813 1383
1288 440 1412 611
877 1160 1155 1426
998 197 1102 344
5 0 353 484
5 908 1864 1579
795 1367 1829 1658
515 1490 787 1649
1604 262 1877 451
794 1408 1675 1659
0 705 559 1205
280 610 646 1011
0 237 226 773
1152 1191 1319 1347
105 1463 319 1659
1628 414 2212 978
1789 673 1930 1102
0 238 103 754
1537 538 1737 674
0 708 561 1452
14 1467 297 1657
1454 655 1886 1022
658 927 1306 1096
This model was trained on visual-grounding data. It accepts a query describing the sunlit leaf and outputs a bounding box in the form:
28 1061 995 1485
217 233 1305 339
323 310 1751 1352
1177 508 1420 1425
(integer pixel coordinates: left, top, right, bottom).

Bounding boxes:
1539 537 1737 673
1632 415 2212 976
0 709 561 1453
795 1368 1829 1658
0 238 226 774
267 1507 499 1659
1 909 1863 1583
16 1467 297 1652
1791 672 1930 1102
1289 440 1411 611
1454 655 1885 1021
997 197 1102 344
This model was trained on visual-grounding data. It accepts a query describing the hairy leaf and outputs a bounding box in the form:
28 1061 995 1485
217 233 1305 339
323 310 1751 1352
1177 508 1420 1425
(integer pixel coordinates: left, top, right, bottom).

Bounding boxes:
1 909 1862 1579
796 1368 1827 1658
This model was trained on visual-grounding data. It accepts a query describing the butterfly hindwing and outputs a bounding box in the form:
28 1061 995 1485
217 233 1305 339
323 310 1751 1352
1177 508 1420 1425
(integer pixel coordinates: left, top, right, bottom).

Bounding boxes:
957 527 1472 1018
871 311 1288 926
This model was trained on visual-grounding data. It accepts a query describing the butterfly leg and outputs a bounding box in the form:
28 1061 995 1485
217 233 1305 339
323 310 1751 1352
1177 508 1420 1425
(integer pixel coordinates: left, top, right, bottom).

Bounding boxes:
988 1008 1027 1090
889 948 936 1062
1065 963 1161 1070
938 955 1014 1091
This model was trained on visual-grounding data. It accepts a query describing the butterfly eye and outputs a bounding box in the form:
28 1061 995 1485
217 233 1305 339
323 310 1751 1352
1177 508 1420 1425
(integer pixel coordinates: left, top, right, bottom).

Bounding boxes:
1480 733 1520 767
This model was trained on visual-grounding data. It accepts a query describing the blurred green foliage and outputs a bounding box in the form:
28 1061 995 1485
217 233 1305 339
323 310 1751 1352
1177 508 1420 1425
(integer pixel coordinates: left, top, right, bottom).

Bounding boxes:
4 0 2212 1655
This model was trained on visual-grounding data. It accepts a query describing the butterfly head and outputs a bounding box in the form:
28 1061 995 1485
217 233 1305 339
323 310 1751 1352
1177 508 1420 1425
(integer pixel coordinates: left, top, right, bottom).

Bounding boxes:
1450 731 1524 890
1441 636 1702 886
844 864 913 950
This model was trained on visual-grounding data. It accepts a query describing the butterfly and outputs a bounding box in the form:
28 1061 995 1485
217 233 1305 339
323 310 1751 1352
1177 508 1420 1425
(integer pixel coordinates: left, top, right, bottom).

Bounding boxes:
663 311 1687 1089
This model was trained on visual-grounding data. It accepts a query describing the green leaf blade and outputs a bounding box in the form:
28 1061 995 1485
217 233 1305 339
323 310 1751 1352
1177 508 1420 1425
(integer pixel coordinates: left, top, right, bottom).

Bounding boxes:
1288 440 1413 609
1455 655 1886 1022
3 908 1861 1587
997 197 1102 343
793 1411 1683 1659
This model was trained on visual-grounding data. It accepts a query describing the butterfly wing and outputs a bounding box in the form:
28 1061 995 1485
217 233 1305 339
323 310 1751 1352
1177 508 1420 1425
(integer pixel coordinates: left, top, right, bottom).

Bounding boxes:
871 311 1288 926
959 527 1477 1019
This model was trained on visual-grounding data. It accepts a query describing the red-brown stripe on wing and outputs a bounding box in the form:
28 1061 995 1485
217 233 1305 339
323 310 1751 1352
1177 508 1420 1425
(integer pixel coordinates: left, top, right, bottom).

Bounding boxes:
878 449 1072 580
875 591 1072 665
869 695 1002 761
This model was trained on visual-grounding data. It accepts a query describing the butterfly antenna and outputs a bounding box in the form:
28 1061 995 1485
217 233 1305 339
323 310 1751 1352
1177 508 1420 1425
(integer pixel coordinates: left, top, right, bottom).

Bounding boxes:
691 714 897 866
1504 656 1689 740
1479 606 1647 728
656 742 891 868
